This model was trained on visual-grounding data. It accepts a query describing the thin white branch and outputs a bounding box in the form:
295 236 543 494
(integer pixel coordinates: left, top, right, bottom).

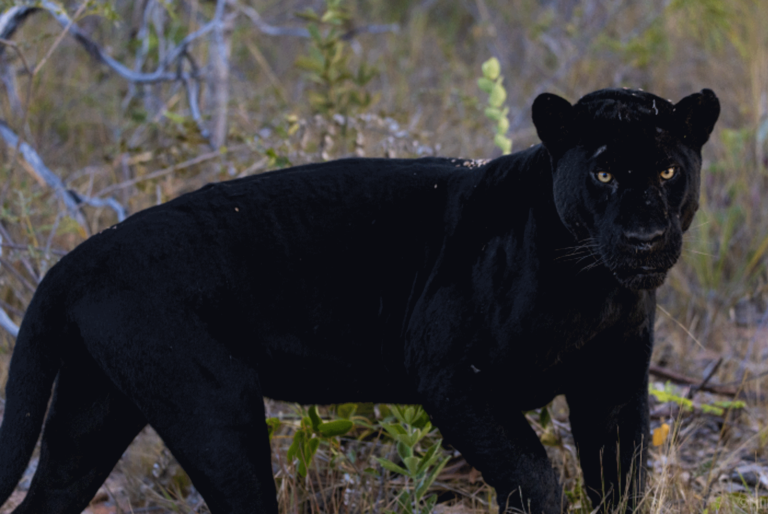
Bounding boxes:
181 57 212 144
0 2 215 84
0 57 22 116
0 305 18 338
0 120 126 222
0 1 215 147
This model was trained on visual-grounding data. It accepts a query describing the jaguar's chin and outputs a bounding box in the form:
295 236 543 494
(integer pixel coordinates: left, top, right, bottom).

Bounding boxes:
613 267 668 290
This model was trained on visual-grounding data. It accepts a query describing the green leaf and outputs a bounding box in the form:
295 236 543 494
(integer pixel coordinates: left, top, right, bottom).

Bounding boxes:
336 403 357 419
404 456 421 475
397 440 413 462
305 437 320 460
481 57 501 80
321 9 341 23
297 459 307 477
415 441 443 476
317 419 354 437
376 457 410 476
539 406 552 428
714 400 746 409
391 405 407 424
309 405 322 432
423 494 438 513
295 8 320 22
383 423 407 438
294 55 324 74
287 429 306 461
649 388 694 411
266 417 280 440
497 116 510 134
700 404 724 415
396 490 414 514
308 23 323 44
164 111 187 124
414 455 450 500
484 107 502 121
489 81 507 108
478 77 495 94
494 134 512 154
397 431 420 448
413 411 431 430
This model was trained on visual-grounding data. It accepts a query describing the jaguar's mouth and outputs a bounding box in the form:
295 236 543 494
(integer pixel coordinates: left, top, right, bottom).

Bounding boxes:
613 266 668 290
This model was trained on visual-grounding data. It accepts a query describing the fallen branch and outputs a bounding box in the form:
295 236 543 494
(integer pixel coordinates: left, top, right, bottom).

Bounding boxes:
649 364 739 397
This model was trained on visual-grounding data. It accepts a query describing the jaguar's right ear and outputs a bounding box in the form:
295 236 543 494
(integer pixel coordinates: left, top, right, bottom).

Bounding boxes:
532 93 574 157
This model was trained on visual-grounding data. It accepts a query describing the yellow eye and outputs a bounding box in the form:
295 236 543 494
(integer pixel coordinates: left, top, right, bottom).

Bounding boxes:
660 167 676 180
596 171 613 183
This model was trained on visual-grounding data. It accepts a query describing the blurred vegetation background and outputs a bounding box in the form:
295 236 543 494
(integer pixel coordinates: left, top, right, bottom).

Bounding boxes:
1 0 768 512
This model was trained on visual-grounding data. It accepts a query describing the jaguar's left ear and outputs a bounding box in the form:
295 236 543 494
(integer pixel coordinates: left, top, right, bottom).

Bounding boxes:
532 93 574 157
673 89 720 148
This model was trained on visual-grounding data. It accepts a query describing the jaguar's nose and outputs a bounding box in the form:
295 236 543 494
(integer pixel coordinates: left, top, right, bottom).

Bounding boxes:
622 227 665 250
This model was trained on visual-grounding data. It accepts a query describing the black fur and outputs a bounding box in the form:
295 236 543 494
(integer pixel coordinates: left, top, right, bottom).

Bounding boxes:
0 88 719 514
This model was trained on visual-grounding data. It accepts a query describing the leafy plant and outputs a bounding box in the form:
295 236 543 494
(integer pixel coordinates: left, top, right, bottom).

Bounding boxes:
295 0 378 117
649 382 745 416
376 405 450 514
477 57 511 155
287 405 354 477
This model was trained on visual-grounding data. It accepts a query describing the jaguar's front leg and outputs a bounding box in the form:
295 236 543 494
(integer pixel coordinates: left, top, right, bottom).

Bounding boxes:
413 367 567 514
566 324 652 513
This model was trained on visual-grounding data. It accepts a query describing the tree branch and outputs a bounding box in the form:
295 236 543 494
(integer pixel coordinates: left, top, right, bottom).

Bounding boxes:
0 305 18 338
649 364 739 397
0 1 216 84
0 120 126 223
1 0 215 150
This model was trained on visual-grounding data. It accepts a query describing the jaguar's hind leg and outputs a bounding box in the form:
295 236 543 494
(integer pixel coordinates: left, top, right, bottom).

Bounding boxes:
136 356 277 514
147 390 277 514
13 357 146 514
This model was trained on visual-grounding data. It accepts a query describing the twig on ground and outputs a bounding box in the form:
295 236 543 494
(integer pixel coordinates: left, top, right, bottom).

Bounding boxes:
649 364 740 397
686 357 723 400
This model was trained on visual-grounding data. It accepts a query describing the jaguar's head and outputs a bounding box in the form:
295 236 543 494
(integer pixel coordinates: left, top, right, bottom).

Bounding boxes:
532 88 720 290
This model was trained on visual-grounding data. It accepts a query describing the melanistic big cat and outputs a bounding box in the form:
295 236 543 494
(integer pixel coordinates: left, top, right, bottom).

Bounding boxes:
0 88 719 513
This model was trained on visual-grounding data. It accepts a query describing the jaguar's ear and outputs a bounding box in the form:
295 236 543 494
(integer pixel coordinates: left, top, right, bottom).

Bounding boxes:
673 89 720 148
532 93 574 157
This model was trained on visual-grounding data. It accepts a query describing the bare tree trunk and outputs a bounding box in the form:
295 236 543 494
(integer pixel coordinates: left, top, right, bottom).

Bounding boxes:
207 0 232 149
